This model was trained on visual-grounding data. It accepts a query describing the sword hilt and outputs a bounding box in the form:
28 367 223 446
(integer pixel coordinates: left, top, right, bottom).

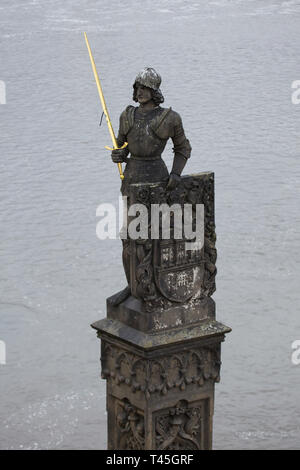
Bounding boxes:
105 142 128 180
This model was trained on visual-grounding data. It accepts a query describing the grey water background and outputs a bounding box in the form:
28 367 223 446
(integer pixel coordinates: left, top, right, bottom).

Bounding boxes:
0 0 299 450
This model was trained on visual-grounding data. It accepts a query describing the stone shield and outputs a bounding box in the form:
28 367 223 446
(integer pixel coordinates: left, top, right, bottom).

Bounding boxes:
153 239 204 303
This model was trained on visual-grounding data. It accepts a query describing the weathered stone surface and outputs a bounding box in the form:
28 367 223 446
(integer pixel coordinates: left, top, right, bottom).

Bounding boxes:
128 173 217 311
92 317 230 450
111 397 212 450
92 172 231 449
101 335 221 398
106 294 215 333
91 318 230 351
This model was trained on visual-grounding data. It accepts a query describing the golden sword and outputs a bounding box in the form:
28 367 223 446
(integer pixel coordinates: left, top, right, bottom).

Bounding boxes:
84 32 126 180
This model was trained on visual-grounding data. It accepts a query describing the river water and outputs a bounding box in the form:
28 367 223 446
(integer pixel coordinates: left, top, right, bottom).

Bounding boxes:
0 0 300 450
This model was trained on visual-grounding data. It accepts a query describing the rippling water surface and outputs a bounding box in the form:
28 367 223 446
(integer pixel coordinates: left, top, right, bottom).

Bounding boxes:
0 0 300 449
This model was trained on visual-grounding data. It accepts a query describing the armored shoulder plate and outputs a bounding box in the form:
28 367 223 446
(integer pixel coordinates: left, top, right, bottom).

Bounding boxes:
119 105 135 136
149 107 172 134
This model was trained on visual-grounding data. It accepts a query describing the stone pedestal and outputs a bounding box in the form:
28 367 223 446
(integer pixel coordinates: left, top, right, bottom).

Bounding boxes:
92 172 231 450
92 302 230 450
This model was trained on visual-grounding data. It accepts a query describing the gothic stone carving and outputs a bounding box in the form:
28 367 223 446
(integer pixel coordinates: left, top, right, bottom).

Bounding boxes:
101 341 221 400
114 397 208 450
155 399 207 450
116 398 145 450
129 173 216 311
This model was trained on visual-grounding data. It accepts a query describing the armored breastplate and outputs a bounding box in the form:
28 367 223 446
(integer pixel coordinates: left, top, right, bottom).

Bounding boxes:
127 108 168 158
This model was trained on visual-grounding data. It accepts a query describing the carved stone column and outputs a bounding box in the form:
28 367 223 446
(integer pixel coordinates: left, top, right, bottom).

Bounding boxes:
92 172 231 450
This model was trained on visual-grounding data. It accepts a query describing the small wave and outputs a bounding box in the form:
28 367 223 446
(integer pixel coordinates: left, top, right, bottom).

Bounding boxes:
47 18 89 24
238 428 299 440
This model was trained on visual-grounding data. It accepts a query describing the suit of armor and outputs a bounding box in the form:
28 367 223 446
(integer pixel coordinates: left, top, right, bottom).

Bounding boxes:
111 68 191 304
116 105 191 196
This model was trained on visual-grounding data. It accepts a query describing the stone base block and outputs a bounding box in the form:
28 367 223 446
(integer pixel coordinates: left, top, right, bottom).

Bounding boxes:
91 317 231 450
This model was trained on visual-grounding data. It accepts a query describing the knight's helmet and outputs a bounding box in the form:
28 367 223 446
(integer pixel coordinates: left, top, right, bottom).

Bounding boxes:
133 67 164 103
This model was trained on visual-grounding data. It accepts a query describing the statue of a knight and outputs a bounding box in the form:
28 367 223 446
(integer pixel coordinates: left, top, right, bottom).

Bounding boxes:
111 67 192 304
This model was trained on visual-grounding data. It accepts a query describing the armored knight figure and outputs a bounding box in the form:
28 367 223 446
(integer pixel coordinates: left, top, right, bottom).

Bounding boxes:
111 67 192 304
87 36 231 451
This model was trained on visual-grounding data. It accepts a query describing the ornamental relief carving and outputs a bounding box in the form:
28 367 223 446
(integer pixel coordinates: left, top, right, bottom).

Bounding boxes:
155 400 205 450
116 399 145 450
101 342 221 399
114 397 207 450
129 174 216 310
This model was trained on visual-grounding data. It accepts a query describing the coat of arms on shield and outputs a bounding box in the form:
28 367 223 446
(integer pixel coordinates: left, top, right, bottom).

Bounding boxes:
128 173 216 311
153 239 204 303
